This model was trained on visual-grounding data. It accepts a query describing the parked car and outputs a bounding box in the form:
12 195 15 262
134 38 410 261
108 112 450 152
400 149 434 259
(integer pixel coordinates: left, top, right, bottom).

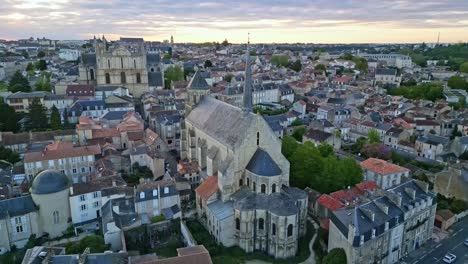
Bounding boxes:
442 253 457 263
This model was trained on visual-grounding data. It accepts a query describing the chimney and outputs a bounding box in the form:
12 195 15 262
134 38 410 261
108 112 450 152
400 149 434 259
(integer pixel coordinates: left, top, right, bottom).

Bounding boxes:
112 179 116 187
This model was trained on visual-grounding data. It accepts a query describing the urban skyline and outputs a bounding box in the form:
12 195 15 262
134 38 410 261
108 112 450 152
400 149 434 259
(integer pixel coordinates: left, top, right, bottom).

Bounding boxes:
1 0 468 43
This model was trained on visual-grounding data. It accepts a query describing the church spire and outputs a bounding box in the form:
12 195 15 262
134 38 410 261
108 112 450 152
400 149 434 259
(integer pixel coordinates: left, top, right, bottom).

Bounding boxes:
243 33 253 113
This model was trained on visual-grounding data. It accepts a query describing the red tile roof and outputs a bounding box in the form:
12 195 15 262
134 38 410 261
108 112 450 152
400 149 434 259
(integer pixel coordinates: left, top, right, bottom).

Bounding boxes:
195 176 218 200
361 158 409 175
316 194 344 211
66 84 95 96
24 142 101 163
355 181 379 193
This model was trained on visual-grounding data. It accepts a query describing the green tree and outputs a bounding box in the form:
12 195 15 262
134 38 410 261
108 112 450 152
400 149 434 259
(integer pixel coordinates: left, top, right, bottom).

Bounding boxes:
163 54 172 59
26 62 34 72
221 39 229 46
21 50 29 58
447 76 468 90
37 51 45 58
292 126 307 142
0 102 20 132
66 235 108 254
281 135 299 159
291 119 303 126
314 64 326 71
224 73 233 83
367 128 381 144
290 59 302 72
460 62 468 73
50 105 62 130
249 50 257 56
8 70 31 92
35 59 47 71
164 66 184 89
317 143 334 157
353 57 368 72
323 248 347 264
270 55 290 67
204 60 213 68
34 72 52 92
0 145 21 164
451 125 463 140
26 98 48 130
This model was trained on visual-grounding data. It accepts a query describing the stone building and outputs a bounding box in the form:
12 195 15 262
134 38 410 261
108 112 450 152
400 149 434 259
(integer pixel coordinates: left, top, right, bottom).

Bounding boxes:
361 158 410 190
189 46 308 259
78 40 164 97
328 179 436 264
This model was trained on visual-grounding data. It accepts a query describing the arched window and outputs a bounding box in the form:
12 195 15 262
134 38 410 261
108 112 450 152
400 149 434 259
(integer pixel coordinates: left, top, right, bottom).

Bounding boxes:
121 57 124 68
89 68 94 80
272 223 276 235
53 211 59 224
247 178 250 187
134 59 136 69
253 182 256 192
239 179 243 186
287 224 293 237
261 184 266 194
256 132 260 146
150 67 155 72
120 72 126 83
107 59 110 68
272 184 276 193
236 218 240 230
258 218 264 230
105 73 110 84
136 73 141 84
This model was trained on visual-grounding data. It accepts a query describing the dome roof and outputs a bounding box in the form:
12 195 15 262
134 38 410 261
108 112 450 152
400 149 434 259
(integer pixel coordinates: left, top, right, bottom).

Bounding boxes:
246 148 282 176
31 170 70 195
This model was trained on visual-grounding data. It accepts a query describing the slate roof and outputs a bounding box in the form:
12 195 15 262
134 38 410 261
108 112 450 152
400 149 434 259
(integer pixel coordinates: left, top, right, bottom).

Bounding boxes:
232 189 298 216
304 128 332 142
186 96 257 149
0 196 38 219
101 110 128 120
7 91 49 99
135 180 178 203
148 72 163 87
187 70 209 90
31 169 71 195
376 68 397 76
81 53 96 66
146 54 161 64
417 134 449 146
246 148 282 176
207 200 234 221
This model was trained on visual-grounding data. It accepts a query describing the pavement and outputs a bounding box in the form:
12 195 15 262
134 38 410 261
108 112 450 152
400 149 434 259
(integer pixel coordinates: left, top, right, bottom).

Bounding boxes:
400 216 468 264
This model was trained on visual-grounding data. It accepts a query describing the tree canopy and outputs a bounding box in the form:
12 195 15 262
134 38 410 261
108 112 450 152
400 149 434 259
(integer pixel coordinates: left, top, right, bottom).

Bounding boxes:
314 64 327 71
367 128 381 144
164 66 184 89
0 145 21 164
35 72 52 92
37 51 45 58
204 60 213 68
50 105 62 130
8 70 31 92
65 235 109 254
282 137 363 193
270 55 290 67
323 248 347 264
386 82 444 101
35 59 47 71
290 59 302 72
0 102 20 132
460 62 468 73
26 98 48 131
447 76 468 90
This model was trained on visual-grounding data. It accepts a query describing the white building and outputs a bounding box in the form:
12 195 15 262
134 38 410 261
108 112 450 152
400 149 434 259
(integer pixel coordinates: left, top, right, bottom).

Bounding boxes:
135 180 181 219
59 49 81 61
360 158 410 190
360 54 412 69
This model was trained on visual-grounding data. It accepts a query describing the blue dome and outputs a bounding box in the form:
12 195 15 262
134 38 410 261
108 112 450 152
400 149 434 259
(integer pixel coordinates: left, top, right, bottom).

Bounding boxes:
31 169 70 195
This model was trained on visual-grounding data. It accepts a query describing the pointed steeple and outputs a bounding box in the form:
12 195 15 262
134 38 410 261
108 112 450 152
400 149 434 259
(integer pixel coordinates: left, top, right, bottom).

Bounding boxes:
243 33 253 112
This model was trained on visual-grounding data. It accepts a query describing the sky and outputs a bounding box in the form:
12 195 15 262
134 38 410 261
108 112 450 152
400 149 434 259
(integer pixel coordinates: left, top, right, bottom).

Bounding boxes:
1 0 468 43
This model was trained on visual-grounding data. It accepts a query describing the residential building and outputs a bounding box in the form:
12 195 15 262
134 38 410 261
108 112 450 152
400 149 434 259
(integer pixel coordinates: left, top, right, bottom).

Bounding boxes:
134 180 181 219
23 141 101 182
415 134 449 160
360 158 410 190
375 68 400 87
59 48 81 61
303 128 341 150
6 91 49 113
360 54 412 69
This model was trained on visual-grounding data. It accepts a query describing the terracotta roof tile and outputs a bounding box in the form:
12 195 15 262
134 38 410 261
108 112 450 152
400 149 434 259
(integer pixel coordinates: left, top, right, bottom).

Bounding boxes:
195 176 218 200
316 194 344 211
24 142 101 163
361 158 409 175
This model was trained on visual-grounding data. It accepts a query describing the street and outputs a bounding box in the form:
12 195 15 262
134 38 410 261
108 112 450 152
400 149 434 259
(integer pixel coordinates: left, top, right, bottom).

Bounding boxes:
400 216 468 264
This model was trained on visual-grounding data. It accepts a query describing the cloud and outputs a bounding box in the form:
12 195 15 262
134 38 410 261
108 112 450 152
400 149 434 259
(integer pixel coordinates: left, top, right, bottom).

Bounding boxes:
0 0 467 42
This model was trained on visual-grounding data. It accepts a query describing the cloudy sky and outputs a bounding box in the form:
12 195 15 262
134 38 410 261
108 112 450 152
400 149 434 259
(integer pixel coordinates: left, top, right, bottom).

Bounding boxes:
1 0 468 43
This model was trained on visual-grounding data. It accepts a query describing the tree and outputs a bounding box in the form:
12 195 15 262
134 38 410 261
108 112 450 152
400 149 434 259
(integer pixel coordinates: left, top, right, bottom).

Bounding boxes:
204 60 213 68
26 62 34 72
291 119 303 126
66 235 108 254
323 248 347 264
450 125 462 140
281 136 299 159
314 64 326 71
447 76 468 90
224 73 233 83
50 105 62 130
221 39 229 46
0 145 21 164
459 62 468 73
362 143 391 160
34 72 52 92
249 50 257 56
8 70 31 92
26 98 48 130
270 55 289 67
37 51 45 58
0 102 20 132
367 128 381 144
163 54 172 59
164 66 184 89
292 127 307 142
290 59 302 72
21 50 29 59
317 143 334 157
63 108 70 128
35 60 47 71
459 96 467 110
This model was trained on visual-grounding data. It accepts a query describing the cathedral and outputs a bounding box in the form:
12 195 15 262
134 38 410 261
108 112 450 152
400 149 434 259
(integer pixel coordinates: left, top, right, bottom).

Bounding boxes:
186 46 308 259
78 38 164 97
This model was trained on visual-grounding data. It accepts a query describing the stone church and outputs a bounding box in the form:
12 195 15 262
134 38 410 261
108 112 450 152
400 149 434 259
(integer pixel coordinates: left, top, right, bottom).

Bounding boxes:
78 39 164 97
187 46 308 259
